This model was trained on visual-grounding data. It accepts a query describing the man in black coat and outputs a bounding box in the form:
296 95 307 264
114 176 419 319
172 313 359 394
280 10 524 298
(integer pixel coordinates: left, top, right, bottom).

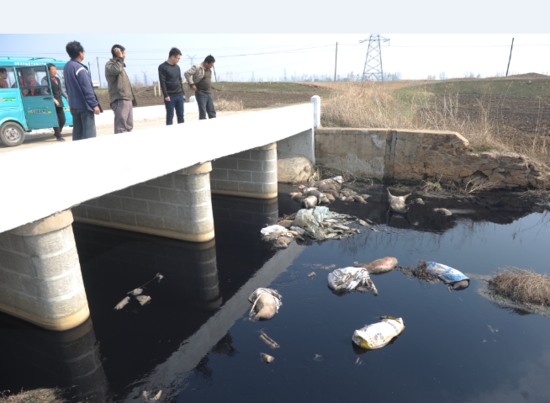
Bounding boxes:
43 63 68 141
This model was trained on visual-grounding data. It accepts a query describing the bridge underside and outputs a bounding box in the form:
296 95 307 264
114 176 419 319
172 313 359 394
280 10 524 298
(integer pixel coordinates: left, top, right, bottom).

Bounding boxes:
0 127 314 330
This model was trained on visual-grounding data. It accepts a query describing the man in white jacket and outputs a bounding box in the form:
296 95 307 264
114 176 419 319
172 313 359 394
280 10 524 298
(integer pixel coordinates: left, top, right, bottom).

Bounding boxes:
184 55 216 120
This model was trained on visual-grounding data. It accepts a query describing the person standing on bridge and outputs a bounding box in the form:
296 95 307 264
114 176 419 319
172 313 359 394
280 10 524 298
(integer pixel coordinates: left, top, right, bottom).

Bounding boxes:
42 63 68 141
105 44 137 133
184 55 217 120
158 47 185 125
64 40 102 141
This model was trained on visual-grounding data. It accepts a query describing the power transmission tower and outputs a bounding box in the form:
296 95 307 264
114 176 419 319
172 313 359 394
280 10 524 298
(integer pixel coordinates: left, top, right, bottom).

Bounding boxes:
360 35 390 81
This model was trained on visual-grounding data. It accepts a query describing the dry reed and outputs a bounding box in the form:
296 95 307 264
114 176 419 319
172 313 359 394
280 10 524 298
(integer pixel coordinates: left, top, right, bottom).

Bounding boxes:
487 268 550 306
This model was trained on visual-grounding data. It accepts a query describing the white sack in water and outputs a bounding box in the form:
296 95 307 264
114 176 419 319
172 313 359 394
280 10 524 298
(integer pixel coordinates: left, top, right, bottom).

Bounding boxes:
352 316 406 350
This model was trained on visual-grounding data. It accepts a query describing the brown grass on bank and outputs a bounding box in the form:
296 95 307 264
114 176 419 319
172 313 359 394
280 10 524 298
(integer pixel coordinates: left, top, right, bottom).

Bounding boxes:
487 268 550 306
320 82 549 163
215 98 244 111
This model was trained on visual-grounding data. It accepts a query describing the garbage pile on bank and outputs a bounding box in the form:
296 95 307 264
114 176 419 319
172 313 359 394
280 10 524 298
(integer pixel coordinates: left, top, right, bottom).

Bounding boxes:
261 206 375 249
289 176 370 208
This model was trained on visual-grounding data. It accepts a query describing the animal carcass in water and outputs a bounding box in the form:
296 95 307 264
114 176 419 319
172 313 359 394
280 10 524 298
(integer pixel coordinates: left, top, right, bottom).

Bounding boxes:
387 188 411 213
327 266 378 296
359 257 398 274
248 288 283 320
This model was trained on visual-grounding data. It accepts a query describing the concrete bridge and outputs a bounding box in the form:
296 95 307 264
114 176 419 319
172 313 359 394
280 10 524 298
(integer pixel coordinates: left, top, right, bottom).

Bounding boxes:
0 99 320 331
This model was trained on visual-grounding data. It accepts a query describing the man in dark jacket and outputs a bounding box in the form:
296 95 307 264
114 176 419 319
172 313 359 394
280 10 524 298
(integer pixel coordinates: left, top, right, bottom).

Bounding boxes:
64 40 101 141
42 63 67 141
158 47 185 125
105 44 136 133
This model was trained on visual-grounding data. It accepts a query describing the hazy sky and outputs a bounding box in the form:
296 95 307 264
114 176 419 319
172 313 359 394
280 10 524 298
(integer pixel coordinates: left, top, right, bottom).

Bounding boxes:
2 1 550 84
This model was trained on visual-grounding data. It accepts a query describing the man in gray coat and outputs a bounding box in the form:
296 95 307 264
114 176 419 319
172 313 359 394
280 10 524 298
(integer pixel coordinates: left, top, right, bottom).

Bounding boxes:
105 44 136 133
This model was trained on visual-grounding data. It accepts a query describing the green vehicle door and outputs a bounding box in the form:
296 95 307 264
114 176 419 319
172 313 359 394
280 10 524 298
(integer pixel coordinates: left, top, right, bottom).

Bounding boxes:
16 65 58 130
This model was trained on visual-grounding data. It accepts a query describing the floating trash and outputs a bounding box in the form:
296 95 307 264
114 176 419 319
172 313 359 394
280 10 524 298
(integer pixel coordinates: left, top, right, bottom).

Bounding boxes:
327 266 378 296
260 353 275 363
259 329 280 349
425 261 470 290
248 288 283 320
398 260 469 290
113 272 164 310
352 316 406 350
357 257 398 275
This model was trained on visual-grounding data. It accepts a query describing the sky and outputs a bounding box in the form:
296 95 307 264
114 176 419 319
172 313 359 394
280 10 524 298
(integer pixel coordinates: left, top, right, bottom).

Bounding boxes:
2 1 550 85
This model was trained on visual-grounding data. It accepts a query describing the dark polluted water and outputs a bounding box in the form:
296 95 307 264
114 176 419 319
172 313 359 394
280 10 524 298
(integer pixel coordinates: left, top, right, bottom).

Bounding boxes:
1 187 550 403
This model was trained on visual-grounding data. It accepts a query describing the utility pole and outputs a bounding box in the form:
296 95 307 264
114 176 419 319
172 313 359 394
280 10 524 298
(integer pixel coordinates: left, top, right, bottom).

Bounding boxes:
360 34 390 82
334 42 338 82
96 57 102 88
506 37 514 77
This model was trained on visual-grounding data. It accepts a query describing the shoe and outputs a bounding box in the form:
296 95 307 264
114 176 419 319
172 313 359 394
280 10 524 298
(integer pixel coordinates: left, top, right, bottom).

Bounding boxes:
56 137 65 141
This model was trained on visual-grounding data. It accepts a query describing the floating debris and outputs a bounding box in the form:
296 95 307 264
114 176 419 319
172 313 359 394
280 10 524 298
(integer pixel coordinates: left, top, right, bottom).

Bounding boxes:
136 295 152 306
259 329 280 349
260 353 275 363
307 271 317 278
142 390 162 402
113 272 164 311
425 261 470 290
248 288 283 320
387 188 411 214
128 287 143 296
357 257 398 275
352 316 406 350
114 296 130 310
398 260 469 290
327 266 378 296
433 207 453 216
261 206 367 249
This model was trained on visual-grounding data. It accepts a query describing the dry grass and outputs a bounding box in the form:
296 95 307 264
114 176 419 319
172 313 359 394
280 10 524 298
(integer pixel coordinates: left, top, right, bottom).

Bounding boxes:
0 388 66 403
487 268 550 306
320 82 549 163
215 98 244 111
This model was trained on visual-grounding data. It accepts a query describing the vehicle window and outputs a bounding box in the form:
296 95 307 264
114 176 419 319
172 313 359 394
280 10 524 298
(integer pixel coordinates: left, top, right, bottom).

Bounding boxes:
17 66 49 96
0 67 15 89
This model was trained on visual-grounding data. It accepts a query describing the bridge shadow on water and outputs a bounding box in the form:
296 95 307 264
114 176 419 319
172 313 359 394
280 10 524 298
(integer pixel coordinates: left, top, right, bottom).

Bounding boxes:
1 186 549 402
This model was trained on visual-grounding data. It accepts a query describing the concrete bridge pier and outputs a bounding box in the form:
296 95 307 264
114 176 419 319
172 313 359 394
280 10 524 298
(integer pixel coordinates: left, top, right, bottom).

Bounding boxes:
211 142 278 199
0 210 90 331
73 161 216 243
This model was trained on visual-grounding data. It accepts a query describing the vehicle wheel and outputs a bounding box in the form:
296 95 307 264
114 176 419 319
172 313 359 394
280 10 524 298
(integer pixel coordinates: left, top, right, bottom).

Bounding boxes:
0 122 25 147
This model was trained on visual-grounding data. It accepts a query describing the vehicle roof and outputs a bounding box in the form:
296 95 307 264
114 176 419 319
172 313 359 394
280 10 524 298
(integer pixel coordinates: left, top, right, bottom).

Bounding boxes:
0 56 66 68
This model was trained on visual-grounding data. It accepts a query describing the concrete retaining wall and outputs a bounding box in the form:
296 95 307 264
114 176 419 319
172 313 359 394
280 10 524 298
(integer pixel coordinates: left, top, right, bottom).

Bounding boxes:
315 127 550 189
